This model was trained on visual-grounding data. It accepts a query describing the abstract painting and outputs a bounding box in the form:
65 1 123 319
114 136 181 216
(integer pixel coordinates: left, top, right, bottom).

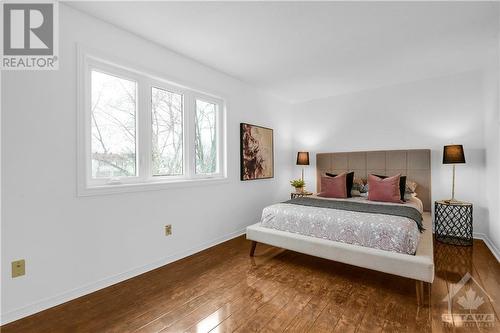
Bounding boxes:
240 123 274 180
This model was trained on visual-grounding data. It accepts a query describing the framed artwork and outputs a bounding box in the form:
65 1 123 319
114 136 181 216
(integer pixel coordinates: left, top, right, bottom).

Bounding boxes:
240 123 274 180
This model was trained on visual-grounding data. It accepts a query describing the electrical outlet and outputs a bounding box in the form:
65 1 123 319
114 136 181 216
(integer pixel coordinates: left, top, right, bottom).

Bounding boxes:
12 259 25 278
165 224 172 236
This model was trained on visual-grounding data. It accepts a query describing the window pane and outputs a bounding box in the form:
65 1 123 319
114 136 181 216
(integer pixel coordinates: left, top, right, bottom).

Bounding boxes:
151 87 183 176
91 70 137 178
195 100 218 174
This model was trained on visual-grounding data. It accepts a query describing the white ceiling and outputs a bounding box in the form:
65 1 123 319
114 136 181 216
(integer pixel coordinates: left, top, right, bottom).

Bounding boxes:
69 1 498 103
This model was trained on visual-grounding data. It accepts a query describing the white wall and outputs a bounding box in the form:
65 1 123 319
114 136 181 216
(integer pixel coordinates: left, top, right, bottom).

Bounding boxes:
484 68 500 256
291 69 499 249
485 17 500 255
1 5 292 323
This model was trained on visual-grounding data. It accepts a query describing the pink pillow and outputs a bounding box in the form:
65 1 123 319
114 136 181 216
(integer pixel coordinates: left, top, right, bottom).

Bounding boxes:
318 173 347 198
368 174 402 203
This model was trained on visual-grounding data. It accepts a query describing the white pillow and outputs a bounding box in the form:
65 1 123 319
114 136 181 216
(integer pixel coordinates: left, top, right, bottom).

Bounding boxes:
404 192 417 200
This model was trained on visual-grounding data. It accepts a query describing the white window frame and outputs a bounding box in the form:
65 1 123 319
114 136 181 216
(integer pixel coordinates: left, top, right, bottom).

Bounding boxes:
77 47 227 196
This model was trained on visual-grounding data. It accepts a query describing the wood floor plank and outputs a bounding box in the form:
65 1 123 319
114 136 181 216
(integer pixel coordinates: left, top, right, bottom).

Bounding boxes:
467 264 499 332
205 278 282 332
101 255 250 331
1 237 498 333
161 280 277 332
384 277 431 333
331 280 371 333
125 244 274 331
233 286 297 332
450 278 487 333
234 254 337 332
431 271 458 333
432 251 496 333
283 262 348 332
306 264 354 333
207 253 318 332
171 252 304 333
259 291 313 333
472 240 500 320
355 275 393 333
306 281 352 332
137 250 295 332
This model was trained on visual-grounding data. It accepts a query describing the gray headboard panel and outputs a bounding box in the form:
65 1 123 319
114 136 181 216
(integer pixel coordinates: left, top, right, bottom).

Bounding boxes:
316 149 431 211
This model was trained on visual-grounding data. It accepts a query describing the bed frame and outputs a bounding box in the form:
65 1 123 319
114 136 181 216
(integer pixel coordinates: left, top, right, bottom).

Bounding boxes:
246 149 434 306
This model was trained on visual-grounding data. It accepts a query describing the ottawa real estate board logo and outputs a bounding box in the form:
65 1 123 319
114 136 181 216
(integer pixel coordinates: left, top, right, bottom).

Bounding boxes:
442 273 495 328
1 0 58 70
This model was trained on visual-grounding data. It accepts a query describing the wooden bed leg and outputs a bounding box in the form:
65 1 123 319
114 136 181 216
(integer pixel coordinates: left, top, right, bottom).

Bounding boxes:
426 282 432 306
416 280 424 306
249 241 257 257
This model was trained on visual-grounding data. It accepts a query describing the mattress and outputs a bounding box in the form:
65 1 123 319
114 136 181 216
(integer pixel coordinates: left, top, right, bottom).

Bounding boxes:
259 195 423 255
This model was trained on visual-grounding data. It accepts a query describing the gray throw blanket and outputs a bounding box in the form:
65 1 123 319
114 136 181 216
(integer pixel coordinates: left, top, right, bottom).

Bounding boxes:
284 197 424 232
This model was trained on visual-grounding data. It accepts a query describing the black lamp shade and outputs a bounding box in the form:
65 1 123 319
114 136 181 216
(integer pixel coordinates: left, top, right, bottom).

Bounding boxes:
296 152 310 165
443 145 466 164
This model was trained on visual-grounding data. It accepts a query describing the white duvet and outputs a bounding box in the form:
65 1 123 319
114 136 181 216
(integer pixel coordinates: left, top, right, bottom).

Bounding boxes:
260 195 423 255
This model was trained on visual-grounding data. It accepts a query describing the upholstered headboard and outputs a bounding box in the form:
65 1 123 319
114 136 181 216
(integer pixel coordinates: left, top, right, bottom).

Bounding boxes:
316 149 431 211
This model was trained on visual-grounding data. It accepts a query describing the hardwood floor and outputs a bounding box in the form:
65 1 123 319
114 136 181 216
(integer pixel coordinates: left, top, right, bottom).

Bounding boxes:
2 237 499 333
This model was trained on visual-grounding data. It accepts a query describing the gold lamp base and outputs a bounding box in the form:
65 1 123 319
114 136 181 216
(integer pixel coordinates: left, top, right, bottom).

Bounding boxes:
443 198 462 204
445 164 460 204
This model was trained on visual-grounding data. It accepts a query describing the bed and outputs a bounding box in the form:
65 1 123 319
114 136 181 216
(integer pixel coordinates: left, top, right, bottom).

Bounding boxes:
246 149 434 305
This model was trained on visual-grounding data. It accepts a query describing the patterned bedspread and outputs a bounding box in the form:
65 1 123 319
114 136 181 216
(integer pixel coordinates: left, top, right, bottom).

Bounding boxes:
260 196 423 255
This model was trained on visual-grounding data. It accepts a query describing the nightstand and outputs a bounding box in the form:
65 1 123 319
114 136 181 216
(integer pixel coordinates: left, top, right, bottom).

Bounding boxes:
291 191 313 199
434 200 473 246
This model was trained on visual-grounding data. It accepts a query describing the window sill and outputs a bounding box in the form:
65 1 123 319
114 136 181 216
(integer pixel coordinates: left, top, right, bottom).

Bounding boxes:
77 177 229 197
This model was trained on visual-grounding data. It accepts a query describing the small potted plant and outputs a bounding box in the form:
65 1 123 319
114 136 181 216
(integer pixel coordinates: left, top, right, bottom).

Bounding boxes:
290 179 306 193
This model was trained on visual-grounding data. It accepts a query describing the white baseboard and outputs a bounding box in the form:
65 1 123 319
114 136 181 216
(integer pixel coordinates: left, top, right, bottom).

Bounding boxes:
474 233 500 263
0 228 246 326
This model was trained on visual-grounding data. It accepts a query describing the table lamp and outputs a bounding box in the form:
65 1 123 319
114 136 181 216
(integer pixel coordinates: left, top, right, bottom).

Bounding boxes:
296 152 309 181
443 145 466 203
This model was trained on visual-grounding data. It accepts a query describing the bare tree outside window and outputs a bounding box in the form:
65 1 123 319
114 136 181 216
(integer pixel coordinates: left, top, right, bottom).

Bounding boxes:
152 87 183 176
91 70 137 178
195 100 217 174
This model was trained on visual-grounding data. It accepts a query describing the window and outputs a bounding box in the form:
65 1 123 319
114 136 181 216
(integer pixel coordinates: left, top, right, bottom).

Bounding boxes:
195 99 218 175
79 50 226 195
151 87 184 176
91 71 137 178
